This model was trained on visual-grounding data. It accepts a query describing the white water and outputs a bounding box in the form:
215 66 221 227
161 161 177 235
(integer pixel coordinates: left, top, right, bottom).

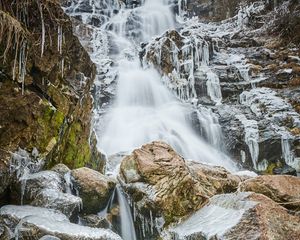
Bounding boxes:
116 186 137 240
98 0 235 171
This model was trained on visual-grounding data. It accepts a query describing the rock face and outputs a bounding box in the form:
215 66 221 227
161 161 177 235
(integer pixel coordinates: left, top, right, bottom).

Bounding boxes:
166 192 300 240
179 0 286 21
142 0 300 173
0 0 103 199
0 205 122 240
239 175 300 211
119 141 240 225
71 167 116 214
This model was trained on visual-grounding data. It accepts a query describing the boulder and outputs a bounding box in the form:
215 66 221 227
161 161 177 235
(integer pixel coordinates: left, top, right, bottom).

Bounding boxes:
80 214 111 229
119 141 241 225
0 205 121 240
31 189 82 219
166 192 300 239
20 171 64 203
239 175 300 211
15 216 122 240
0 205 68 230
71 167 116 214
51 164 71 176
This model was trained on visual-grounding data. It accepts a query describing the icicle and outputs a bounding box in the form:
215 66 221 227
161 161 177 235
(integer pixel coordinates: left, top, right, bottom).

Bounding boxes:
18 41 28 95
236 114 259 169
38 0 45 57
281 134 295 166
206 70 222 104
57 25 63 54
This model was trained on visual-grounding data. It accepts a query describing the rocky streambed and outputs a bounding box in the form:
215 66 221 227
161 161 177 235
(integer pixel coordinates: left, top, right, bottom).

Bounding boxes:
1 0 300 240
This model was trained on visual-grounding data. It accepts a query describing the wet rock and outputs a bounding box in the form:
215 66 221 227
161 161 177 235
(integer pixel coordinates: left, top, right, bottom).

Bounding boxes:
119 141 240 225
273 164 297 176
0 205 122 240
51 164 71 176
80 214 111 229
239 175 300 211
166 192 300 239
71 167 116 214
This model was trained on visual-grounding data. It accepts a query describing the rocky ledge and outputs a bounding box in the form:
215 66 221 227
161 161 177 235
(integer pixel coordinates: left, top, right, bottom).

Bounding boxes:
0 0 104 204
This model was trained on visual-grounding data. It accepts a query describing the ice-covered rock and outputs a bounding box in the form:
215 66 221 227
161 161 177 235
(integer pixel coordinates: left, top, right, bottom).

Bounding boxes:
31 189 82 219
0 205 69 230
15 216 122 240
165 192 300 239
119 141 240 227
20 170 64 203
71 167 116 214
0 205 122 240
39 236 61 240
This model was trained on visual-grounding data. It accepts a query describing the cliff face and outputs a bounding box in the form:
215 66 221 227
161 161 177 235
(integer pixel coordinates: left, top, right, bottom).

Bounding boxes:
0 0 102 197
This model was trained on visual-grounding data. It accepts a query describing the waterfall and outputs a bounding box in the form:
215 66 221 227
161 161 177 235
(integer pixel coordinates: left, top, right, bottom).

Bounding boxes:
96 0 235 171
116 186 137 240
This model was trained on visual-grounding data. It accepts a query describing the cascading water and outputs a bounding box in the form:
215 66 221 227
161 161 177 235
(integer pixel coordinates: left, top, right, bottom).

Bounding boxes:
64 1 237 239
98 0 235 171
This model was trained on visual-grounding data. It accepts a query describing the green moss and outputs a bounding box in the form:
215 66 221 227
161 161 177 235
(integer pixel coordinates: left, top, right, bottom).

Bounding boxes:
62 121 91 169
36 103 65 154
264 162 283 175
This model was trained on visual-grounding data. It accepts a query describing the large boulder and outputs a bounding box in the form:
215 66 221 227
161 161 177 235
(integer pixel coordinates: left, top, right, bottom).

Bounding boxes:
31 189 82 219
166 192 300 239
71 167 116 214
0 205 68 230
0 205 121 240
13 170 82 219
20 171 64 203
119 141 241 225
239 175 300 211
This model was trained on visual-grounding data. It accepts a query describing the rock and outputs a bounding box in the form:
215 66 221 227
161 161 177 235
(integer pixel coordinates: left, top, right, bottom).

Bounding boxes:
187 161 241 194
16 216 122 240
119 141 240 225
20 171 64 204
71 167 116 214
0 205 122 240
39 236 61 240
166 192 300 240
80 214 111 229
51 164 71 176
239 175 300 211
31 189 82 219
273 164 297 176
0 205 69 230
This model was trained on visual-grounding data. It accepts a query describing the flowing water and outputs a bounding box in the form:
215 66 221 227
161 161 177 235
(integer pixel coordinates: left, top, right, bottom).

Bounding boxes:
64 1 237 239
96 0 235 171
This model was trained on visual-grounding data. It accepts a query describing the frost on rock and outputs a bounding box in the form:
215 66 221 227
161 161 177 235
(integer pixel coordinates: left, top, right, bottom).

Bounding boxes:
236 114 259 170
0 205 122 240
0 205 69 225
239 87 300 170
165 192 256 240
16 215 122 240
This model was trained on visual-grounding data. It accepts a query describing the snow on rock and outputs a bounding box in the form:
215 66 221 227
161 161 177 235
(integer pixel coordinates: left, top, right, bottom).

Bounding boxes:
164 192 300 239
0 205 122 240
